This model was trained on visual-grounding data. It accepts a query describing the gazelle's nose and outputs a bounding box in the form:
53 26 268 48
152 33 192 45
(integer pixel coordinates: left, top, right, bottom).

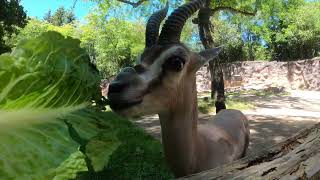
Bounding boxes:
121 67 136 73
108 82 128 94
108 66 140 95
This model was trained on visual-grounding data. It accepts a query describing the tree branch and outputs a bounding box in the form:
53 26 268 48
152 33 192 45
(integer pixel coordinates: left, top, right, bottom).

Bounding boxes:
72 0 78 10
116 0 148 8
211 6 257 16
193 5 257 25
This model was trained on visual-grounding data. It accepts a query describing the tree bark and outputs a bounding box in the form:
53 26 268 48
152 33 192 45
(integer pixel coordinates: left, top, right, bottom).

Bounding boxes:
197 3 226 113
182 123 320 179
214 62 226 113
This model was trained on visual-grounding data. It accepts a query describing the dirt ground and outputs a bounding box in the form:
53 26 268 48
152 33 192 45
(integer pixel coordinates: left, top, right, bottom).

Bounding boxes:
131 90 320 155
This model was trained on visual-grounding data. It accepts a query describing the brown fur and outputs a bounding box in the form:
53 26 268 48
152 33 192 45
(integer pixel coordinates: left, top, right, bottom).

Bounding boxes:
108 45 250 177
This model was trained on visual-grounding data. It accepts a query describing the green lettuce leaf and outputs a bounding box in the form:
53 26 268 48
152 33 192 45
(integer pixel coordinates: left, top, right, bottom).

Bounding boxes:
0 31 101 109
0 31 103 179
0 31 173 179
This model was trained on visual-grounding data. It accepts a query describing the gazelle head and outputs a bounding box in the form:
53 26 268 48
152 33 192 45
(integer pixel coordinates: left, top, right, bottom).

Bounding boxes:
108 0 221 117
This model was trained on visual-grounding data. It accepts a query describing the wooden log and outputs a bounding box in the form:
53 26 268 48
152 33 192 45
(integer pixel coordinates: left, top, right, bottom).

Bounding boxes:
182 123 320 179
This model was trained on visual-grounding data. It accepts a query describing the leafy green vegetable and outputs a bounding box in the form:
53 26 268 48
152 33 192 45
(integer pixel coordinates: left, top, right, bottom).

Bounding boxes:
49 151 88 180
85 131 121 172
0 31 173 179
0 109 174 179
0 31 100 109
0 31 101 179
75 111 174 180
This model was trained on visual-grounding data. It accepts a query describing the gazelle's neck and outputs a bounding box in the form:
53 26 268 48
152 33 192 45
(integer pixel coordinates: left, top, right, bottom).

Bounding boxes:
158 74 200 176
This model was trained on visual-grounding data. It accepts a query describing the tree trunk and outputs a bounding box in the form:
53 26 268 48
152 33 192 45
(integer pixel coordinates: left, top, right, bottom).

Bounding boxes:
214 61 226 113
183 123 320 179
209 62 217 99
197 4 226 113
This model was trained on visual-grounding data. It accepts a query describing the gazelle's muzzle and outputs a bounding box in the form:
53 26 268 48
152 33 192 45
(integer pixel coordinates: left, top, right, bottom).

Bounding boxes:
107 67 144 111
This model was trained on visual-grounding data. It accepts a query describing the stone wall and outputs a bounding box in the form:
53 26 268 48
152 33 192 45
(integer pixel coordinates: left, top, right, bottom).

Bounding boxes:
197 58 320 92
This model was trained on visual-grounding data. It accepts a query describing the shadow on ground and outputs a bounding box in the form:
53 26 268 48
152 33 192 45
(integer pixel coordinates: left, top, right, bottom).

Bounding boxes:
246 115 317 154
132 114 318 155
131 90 320 155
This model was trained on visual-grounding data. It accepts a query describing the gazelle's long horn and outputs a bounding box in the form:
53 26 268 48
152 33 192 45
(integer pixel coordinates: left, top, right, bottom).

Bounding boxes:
159 0 205 44
145 2 169 48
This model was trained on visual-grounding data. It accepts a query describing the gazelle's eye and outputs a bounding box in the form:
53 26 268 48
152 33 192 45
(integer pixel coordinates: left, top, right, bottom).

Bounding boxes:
133 64 146 74
163 56 185 72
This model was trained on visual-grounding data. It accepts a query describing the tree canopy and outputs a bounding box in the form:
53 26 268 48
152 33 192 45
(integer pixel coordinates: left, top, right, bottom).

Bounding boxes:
43 7 76 26
4 0 320 78
0 0 27 53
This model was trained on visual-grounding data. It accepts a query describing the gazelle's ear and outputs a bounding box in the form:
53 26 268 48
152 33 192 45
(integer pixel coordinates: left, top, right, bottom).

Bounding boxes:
193 47 222 71
198 47 222 63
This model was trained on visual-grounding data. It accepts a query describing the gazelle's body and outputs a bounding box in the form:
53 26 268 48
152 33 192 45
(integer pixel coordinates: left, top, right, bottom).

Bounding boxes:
157 70 249 176
107 0 250 177
196 110 249 172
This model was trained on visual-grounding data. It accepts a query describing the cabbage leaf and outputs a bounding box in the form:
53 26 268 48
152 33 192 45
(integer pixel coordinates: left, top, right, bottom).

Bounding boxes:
0 31 101 109
0 31 103 179
0 31 173 180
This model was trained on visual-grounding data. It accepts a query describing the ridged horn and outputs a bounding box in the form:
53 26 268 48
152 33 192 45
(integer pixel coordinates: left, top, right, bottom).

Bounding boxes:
145 2 169 48
159 0 205 44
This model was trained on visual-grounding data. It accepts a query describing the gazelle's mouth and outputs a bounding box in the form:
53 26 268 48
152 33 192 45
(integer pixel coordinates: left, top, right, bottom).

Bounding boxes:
108 98 143 111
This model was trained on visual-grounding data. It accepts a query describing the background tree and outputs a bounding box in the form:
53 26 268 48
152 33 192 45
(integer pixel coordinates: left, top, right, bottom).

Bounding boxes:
65 10 76 24
92 18 145 77
51 7 66 26
43 9 52 23
47 7 76 26
0 0 27 53
82 0 195 77
219 0 319 61
194 0 258 113
6 0 320 81
262 0 320 61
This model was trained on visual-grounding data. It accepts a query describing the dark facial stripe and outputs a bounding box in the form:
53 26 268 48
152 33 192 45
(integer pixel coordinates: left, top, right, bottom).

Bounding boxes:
146 73 163 93
141 46 169 65
141 43 190 65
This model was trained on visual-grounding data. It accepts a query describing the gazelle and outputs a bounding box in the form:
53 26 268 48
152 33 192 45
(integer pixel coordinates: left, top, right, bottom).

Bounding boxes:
107 0 250 177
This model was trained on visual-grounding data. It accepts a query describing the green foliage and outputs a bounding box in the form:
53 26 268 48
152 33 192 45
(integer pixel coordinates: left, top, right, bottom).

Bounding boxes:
205 0 320 62
45 7 76 26
7 0 320 78
90 0 171 18
43 9 53 23
8 15 145 78
213 17 247 62
5 19 79 49
220 0 320 61
273 2 320 60
0 0 27 53
85 0 198 76
93 18 145 77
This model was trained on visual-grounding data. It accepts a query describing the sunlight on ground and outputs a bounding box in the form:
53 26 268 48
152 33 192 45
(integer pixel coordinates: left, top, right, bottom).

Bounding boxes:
250 129 258 134
197 89 288 114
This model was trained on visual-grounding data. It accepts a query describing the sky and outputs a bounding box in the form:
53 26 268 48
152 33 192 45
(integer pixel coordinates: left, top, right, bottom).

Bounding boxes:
21 0 97 22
